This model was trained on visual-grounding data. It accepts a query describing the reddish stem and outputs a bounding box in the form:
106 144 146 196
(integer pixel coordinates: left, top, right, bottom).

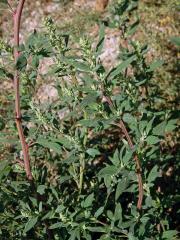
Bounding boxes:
13 0 33 181
118 120 143 210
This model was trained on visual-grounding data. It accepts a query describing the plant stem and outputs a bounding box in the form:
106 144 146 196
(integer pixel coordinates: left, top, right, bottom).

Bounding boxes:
13 0 33 181
79 153 85 194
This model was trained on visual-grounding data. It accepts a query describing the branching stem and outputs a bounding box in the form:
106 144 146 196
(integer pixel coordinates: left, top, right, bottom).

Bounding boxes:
104 95 143 210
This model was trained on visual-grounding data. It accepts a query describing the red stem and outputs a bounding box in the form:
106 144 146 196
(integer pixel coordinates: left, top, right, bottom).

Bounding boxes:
13 0 33 181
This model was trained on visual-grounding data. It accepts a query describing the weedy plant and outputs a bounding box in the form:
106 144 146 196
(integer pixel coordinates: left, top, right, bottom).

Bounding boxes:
0 0 179 239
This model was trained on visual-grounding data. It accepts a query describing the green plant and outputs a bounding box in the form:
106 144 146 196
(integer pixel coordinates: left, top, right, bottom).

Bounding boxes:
0 0 179 239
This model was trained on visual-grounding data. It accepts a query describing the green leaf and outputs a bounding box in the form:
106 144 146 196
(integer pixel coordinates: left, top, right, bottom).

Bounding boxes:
83 193 94 208
123 113 137 125
165 119 177 132
96 24 105 56
37 185 46 195
107 210 114 220
170 36 180 47
24 216 38 233
69 228 80 240
87 227 106 233
127 19 139 36
114 203 122 222
148 59 164 72
115 179 129 200
147 165 160 183
37 138 62 154
78 119 99 128
42 210 54 220
109 55 136 79
127 233 137 240
49 222 63 229
32 55 39 68
109 149 119 166
0 160 11 181
64 58 91 72
146 117 155 135
122 150 133 166
80 92 99 107
162 230 178 239
98 165 118 177
49 136 72 149
152 121 166 136
55 205 65 213
29 197 38 208
104 175 112 188
146 135 160 145
94 206 104 218
139 120 148 134
86 148 101 157
39 201 42 212
16 54 27 71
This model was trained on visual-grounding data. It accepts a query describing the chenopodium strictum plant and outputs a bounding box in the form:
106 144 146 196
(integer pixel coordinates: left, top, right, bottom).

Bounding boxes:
0 1 178 239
